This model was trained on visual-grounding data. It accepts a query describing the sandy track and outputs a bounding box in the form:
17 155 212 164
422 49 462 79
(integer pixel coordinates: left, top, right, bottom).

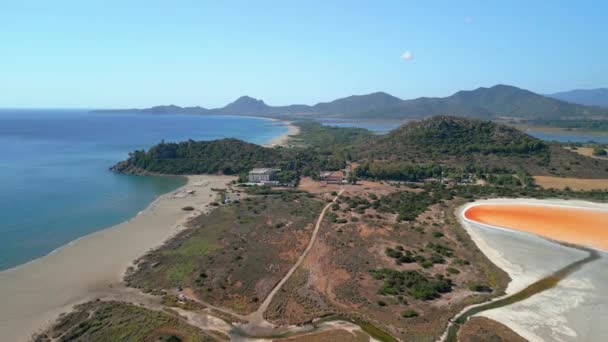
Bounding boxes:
241 189 344 332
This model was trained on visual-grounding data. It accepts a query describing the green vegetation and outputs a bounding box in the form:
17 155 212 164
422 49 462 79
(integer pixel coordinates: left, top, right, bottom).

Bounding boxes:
354 116 608 179
361 116 547 160
114 116 608 183
373 182 608 227
401 309 419 318
126 191 322 313
593 146 607 156
468 281 493 293
112 121 373 180
291 121 374 150
446 267 460 275
371 268 453 300
33 301 218 342
113 138 282 175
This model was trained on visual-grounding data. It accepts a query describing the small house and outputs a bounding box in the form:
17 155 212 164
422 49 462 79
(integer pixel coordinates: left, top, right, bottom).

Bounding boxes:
319 170 344 184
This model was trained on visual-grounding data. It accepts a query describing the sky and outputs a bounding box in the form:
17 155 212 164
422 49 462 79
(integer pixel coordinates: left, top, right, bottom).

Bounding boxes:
1 0 607 108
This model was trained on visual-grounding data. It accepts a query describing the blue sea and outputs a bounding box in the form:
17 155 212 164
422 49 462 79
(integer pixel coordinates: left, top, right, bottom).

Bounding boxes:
0 110 286 271
315 118 608 143
526 131 608 144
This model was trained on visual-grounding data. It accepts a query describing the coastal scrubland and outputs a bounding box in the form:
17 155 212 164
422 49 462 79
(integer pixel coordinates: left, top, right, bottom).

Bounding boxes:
33 300 225 342
36 116 608 341
457 316 527 342
126 190 323 315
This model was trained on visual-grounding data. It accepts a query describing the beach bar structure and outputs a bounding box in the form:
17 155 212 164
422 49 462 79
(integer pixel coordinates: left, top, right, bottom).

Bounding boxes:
248 168 280 184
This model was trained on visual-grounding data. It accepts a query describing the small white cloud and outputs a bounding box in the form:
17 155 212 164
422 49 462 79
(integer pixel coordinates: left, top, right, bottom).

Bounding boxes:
401 51 414 61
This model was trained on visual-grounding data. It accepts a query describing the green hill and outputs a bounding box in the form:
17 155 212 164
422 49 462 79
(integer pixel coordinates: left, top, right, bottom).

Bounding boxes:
354 116 608 179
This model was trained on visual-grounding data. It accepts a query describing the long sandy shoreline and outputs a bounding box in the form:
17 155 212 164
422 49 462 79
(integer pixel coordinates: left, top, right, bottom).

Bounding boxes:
0 175 234 342
264 120 300 147
0 118 298 341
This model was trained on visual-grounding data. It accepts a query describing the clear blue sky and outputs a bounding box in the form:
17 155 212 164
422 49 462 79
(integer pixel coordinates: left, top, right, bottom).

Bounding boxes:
1 0 607 108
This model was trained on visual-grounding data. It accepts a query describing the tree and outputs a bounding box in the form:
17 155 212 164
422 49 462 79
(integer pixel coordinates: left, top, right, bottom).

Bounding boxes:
347 172 358 185
592 146 607 156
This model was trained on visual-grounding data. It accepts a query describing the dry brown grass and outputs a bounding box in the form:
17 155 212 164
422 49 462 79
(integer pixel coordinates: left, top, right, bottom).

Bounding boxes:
275 329 369 342
298 177 399 195
534 175 608 190
457 317 526 342
564 147 608 160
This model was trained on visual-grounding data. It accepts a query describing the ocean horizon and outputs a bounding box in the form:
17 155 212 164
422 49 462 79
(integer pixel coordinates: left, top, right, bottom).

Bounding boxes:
0 109 287 271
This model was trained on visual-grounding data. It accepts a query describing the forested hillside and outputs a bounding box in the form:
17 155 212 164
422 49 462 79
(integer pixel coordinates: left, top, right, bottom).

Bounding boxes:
112 117 608 181
353 116 608 179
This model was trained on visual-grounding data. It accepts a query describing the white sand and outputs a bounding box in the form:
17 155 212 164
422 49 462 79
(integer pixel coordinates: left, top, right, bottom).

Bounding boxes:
0 175 234 342
457 198 608 342
263 120 300 147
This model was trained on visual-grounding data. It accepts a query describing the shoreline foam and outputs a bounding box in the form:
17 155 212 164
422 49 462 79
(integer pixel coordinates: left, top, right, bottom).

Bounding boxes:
0 175 234 342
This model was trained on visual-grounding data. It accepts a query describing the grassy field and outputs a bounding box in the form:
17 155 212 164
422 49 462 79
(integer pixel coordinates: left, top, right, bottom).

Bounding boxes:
33 301 224 342
126 191 323 314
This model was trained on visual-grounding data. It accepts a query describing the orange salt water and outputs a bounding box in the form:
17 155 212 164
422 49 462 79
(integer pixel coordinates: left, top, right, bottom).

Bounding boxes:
464 204 608 251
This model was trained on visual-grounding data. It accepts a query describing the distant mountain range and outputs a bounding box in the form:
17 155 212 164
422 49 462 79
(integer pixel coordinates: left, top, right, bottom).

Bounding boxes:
547 88 608 107
97 84 608 121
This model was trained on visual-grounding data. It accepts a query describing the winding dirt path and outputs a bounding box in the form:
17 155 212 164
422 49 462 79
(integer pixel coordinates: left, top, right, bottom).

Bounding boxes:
241 189 344 332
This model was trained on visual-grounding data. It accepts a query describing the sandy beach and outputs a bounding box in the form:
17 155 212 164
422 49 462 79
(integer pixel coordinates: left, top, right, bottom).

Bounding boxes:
457 198 608 341
264 120 300 147
0 175 234 342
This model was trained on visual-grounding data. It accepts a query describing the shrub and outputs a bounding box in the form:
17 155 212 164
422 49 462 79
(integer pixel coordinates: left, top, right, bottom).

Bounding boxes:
401 309 419 318
593 146 607 156
181 206 195 211
446 267 460 275
432 231 444 238
468 281 492 292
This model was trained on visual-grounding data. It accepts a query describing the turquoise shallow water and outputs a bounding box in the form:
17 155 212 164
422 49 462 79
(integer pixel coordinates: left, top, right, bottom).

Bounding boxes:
0 110 286 271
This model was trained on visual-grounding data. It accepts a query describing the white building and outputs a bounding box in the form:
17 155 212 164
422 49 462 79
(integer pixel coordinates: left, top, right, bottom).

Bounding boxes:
248 168 279 183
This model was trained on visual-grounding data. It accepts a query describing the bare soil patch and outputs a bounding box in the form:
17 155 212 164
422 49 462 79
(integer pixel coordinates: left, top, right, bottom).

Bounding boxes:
564 146 608 160
534 175 608 190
